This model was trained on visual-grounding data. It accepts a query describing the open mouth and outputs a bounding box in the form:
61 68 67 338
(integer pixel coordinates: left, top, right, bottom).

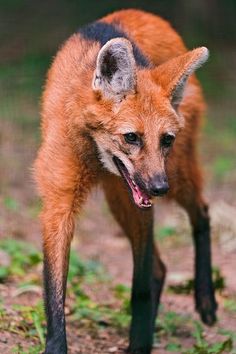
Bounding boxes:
113 156 152 209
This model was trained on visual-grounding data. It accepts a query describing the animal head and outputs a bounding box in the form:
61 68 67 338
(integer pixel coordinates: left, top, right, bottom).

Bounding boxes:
86 38 209 209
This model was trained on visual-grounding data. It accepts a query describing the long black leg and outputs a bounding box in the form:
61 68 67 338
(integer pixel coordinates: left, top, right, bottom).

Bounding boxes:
103 176 166 354
191 204 217 325
129 223 154 354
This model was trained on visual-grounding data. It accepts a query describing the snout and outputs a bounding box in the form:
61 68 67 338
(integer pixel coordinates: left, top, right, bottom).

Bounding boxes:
148 174 169 197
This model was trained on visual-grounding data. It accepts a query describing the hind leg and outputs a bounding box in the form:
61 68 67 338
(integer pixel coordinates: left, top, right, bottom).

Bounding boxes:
171 163 217 326
103 175 166 354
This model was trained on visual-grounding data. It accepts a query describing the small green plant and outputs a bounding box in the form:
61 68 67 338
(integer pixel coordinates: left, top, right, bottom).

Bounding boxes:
168 278 194 295
218 328 236 348
4 301 46 353
168 267 225 295
113 283 130 299
155 226 176 240
71 283 131 330
183 321 233 354
109 284 131 328
224 298 236 313
157 310 191 337
68 249 106 284
12 343 43 354
0 239 42 281
165 342 182 352
12 301 45 342
3 196 20 211
212 267 226 293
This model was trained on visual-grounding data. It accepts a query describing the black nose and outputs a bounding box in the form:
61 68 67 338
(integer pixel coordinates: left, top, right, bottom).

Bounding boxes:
148 174 169 196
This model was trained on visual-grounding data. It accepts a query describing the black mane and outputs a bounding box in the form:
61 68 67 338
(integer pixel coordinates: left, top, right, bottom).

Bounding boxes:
78 21 150 68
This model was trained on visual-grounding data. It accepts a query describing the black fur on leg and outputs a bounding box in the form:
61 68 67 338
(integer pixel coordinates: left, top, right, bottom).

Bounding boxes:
151 260 166 330
128 229 154 354
192 205 218 326
43 257 68 354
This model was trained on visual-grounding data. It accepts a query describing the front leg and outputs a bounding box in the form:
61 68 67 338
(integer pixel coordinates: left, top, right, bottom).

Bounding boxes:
129 229 155 354
192 204 217 326
35 142 95 353
42 207 74 354
103 176 166 354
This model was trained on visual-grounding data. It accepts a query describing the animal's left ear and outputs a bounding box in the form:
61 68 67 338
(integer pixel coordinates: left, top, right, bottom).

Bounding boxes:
92 38 136 101
153 47 209 109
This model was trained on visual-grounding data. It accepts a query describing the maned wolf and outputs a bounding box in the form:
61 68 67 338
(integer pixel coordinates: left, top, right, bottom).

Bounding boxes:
34 9 217 354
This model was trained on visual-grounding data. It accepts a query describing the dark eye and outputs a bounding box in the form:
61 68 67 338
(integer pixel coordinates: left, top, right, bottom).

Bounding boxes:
161 133 175 148
124 133 140 145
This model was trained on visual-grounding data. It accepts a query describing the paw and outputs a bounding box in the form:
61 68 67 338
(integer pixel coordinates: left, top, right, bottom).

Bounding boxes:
199 308 217 326
126 345 152 354
196 296 218 326
44 339 67 354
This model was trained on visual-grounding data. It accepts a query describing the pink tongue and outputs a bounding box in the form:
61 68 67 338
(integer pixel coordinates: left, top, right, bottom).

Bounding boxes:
132 185 150 207
117 161 152 208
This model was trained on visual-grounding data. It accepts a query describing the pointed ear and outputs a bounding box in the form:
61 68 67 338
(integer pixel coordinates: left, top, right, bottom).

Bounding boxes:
92 38 136 101
154 47 209 109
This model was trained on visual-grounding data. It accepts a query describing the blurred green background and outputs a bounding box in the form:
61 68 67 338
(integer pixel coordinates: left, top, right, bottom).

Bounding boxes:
0 2 236 353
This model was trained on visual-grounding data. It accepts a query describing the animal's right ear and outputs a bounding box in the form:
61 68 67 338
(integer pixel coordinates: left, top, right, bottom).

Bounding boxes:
92 38 136 101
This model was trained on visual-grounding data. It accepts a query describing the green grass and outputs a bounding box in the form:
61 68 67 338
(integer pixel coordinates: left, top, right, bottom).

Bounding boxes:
183 322 233 354
0 238 42 280
156 311 234 353
0 299 45 353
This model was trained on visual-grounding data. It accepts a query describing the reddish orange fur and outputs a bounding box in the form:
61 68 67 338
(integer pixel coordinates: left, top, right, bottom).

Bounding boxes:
34 9 213 353
35 9 206 221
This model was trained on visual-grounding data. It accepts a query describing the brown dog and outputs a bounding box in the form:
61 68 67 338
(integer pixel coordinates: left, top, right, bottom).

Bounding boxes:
34 9 217 354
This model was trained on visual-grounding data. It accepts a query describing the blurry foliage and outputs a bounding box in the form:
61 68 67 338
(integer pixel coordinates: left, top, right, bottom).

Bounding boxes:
168 267 225 295
68 249 107 283
0 239 42 281
183 321 233 354
157 310 192 337
165 342 182 352
3 196 19 211
155 226 177 241
224 298 236 313
0 54 50 136
1 0 236 60
213 157 235 180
